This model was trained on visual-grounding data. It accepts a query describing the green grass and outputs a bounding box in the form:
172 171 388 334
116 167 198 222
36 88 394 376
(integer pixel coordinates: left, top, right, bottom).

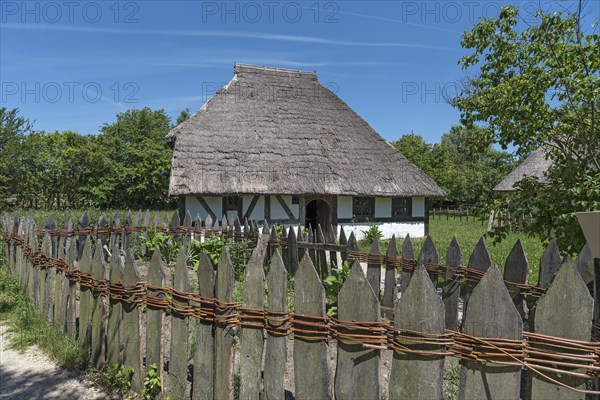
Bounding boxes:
359 216 545 284
0 266 88 370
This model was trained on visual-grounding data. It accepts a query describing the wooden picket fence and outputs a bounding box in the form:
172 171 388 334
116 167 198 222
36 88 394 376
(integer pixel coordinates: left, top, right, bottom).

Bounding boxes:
2 210 599 400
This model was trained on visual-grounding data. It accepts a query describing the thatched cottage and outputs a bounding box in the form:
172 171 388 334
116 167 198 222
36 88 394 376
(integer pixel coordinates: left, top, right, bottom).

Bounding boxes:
167 64 445 239
494 147 552 192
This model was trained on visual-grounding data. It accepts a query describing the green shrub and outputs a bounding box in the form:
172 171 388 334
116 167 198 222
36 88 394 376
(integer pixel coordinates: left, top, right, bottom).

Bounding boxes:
323 261 351 316
141 363 162 400
89 363 133 396
361 225 382 246
138 228 181 264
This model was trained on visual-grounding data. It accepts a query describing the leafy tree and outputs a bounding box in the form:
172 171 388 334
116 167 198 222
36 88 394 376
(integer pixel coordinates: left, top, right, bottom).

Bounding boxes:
452 2 599 253
392 126 514 204
176 108 191 126
99 107 175 209
0 108 34 207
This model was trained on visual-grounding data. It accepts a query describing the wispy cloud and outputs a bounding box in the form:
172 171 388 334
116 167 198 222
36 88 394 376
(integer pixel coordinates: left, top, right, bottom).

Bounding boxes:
2 23 457 51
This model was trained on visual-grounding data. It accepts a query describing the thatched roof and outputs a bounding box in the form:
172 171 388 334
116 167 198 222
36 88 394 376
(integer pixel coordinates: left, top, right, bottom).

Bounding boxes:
167 64 445 197
494 147 552 191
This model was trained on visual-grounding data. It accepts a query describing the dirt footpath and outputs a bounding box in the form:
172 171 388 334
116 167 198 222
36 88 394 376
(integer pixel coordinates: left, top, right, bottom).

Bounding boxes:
0 325 106 400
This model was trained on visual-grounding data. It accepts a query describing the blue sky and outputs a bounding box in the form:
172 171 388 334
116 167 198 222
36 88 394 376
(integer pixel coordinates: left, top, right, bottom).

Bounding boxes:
1 0 597 143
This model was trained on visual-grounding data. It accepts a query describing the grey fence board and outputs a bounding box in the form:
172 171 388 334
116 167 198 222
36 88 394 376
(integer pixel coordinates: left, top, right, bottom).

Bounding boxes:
263 250 287 400
390 264 445 399
335 260 380 400
529 261 593 399
463 236 493 317
443 236 462 330
167 247 190 399
107 249 123 366
503 239 529 321
400 234 414 293
367 236 381 301
382 235 398 316
79 239 92 349
239 248 266 399
459 266 523 400
538 240 561 288
193 252 216 400
215 248 235 400
146 247 165 385
91 240 105 369
294 255 330 400
418 236 439 287
122 250 142 392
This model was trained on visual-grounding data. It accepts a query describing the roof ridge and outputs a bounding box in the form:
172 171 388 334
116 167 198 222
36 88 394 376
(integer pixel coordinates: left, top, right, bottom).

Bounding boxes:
234 63 317 76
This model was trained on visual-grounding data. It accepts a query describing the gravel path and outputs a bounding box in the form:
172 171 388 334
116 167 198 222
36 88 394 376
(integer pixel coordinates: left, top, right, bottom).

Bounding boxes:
0 325 107 400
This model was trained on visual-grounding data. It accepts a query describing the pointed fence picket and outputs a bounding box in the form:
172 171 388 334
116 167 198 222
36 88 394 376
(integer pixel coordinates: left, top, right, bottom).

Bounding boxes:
2 212 599 400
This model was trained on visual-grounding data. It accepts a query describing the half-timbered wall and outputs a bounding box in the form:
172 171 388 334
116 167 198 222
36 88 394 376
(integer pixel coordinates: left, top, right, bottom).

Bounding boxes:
185 194 428 238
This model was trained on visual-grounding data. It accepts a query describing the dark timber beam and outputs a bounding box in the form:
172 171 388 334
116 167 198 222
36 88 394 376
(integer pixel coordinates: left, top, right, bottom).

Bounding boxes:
275 195 295 220
196 196 217 221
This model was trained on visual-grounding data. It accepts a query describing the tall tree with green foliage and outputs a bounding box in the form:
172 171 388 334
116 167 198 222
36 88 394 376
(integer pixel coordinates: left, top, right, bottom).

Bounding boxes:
99 107 175 209
392 126 514 204
452 2 599 253
0 108 35 207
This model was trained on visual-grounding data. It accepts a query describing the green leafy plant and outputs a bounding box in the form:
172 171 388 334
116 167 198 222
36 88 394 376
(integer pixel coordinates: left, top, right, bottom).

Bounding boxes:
141 363 162 400
323 261 351 316
138 228 181 263
361 225 382 246
188 235 252 279
89 363 134 397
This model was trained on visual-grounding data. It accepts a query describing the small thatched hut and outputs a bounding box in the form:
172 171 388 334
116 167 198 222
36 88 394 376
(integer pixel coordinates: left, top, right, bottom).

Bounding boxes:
494 147 552 192
167 64 445 239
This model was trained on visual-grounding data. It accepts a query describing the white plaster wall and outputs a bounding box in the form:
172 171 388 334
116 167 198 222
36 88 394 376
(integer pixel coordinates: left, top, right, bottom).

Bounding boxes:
412 197 425 217
271 195 297 220
337 196 353 218
185 196 203 220
249 196 264 220
205 196 222 219
375 197 391 218
339 222 425 240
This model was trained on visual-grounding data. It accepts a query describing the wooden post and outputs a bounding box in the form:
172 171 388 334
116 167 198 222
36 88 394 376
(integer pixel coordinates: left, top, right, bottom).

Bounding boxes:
335 260 380 400
263 250 287 400
167 247 190 399
382 235 398 317
192 251 216 400
316 224 328 281
122 250 142 392
443 236 462 330
366 236 381 301
239 248 266 399
79 239 93 349
107 248 124 366
294 255 330 400
463 237 493 316
287 226 299 276
459 266 523 399
503 240 529 321
538 240 561 289
528 260 593 398
390 265 445 399
400 234 415 294
214 247 235 400
418 236 439 287
90 239 105 369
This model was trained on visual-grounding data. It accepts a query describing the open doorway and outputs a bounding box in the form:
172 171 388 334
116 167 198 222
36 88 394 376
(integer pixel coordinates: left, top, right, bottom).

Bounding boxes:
305 199 330 230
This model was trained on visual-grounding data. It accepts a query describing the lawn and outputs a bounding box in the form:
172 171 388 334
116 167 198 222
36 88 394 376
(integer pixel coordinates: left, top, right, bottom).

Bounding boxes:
359 215 546 284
